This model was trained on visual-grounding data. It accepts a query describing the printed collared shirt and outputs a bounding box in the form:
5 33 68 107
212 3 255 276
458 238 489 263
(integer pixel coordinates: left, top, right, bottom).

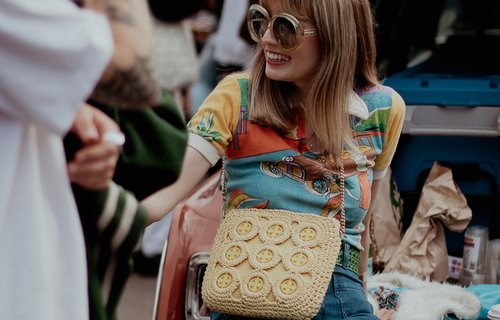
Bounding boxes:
187 73 405 249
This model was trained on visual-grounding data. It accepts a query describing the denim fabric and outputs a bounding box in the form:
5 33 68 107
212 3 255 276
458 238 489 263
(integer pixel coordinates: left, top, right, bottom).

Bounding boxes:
210 245 379 320
312 266 379 320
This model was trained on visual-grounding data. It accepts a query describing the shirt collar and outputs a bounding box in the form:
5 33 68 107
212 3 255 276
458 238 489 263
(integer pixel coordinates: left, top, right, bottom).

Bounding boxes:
348 91 369 120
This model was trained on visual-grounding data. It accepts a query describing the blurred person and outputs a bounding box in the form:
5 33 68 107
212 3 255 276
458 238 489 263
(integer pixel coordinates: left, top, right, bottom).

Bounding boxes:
132 0 219 274
0 3 113 318
189 0 256 116
151 18 199 120
147 0 221 119
143 0 405 319
65 93 188 320
64 3 189 319
83 0 159 108
0 0 157 319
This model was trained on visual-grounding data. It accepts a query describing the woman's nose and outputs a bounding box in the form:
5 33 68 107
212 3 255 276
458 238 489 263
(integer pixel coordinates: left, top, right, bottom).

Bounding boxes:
260 24 276 46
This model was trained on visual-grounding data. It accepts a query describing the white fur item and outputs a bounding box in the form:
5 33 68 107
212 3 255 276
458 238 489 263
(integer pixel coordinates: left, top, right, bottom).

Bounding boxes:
367 272 481 320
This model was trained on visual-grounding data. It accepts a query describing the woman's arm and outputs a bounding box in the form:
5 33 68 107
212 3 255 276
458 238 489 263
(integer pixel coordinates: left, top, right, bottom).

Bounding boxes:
359 179 382 291
84 0 160 108
141 146 212 225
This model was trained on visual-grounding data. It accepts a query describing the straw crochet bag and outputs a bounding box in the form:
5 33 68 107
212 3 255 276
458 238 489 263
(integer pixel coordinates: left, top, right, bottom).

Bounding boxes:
201 166 344 319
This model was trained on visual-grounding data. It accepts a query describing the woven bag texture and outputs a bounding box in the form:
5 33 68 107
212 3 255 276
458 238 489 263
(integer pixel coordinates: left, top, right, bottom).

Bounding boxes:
202 208 341 319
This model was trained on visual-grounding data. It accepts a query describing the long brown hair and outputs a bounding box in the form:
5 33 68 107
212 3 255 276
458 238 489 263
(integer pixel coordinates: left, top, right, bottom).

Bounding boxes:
248 0 378 164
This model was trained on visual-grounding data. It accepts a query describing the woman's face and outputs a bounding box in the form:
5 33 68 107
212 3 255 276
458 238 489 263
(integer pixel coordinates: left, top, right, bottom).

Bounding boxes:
260 3 321 90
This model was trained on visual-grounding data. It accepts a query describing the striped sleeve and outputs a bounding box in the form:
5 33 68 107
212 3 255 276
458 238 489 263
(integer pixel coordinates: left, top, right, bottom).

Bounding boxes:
75 182 148 320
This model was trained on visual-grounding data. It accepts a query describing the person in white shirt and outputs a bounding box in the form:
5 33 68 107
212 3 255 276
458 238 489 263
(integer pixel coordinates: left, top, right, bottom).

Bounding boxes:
0 0 157 319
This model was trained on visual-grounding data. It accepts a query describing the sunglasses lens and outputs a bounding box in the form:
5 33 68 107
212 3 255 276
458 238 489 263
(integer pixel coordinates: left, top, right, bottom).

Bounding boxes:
273 17 298 49
249 9 268 41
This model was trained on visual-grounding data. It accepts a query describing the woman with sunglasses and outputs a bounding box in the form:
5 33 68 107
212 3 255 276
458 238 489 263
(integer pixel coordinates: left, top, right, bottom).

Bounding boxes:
143 0 405 319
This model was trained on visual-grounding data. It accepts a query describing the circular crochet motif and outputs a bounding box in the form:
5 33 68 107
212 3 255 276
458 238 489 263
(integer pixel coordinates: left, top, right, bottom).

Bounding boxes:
300 227 317 241
219 241 248 267
226 246 241 260
280 278 297 294
229 216 259 241
240 271 272 299
283 247 315 273
212 267 240 294
292 222 322 247
237 221 253 235
273 273 304 300
259 220 291 244
248 276 264 292
217 273 233 288
291 252 308 266
248 244 281 270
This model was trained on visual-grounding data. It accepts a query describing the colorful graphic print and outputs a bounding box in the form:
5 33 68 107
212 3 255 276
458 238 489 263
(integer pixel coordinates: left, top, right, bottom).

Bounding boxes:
187 75 403 248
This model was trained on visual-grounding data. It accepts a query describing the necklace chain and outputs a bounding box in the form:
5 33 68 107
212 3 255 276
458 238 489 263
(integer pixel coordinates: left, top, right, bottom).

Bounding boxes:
339 159 346 237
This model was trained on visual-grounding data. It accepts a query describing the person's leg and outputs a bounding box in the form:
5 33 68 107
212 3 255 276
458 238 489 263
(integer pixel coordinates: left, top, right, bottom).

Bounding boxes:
313 267 379 319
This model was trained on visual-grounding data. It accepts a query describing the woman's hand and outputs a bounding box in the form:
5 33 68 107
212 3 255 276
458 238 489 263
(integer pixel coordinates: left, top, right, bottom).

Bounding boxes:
68 103 124 190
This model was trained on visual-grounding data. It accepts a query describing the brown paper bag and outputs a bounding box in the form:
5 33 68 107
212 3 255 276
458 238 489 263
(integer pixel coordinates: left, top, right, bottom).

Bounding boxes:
384 161 472 281
369 167 404 271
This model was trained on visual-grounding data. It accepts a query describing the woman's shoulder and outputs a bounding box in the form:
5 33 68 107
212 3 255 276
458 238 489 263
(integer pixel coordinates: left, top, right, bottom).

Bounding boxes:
357 84 404 112
216 72 251 102
221 71 250 83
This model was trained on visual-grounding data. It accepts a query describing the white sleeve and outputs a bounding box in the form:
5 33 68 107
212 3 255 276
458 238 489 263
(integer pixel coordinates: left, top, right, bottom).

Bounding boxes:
0 0 113 136
187 133 221 167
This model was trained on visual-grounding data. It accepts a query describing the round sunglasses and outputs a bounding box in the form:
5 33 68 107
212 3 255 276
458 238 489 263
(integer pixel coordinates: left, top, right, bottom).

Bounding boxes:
247 4 317 50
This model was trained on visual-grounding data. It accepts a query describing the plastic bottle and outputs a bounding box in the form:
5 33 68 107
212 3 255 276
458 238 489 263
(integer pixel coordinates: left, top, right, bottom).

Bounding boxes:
486 239 500 284
459 225 489 286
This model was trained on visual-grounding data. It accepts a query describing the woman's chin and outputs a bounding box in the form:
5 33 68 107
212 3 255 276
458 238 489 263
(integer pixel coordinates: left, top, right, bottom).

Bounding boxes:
265 68 288 82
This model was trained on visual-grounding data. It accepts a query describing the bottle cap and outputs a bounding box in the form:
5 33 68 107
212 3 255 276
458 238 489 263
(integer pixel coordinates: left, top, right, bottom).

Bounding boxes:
488 304 500 319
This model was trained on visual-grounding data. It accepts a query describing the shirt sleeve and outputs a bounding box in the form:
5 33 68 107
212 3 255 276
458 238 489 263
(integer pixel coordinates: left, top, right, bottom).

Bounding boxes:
372 89 405 180
0 0 113 136
187 74 243 166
